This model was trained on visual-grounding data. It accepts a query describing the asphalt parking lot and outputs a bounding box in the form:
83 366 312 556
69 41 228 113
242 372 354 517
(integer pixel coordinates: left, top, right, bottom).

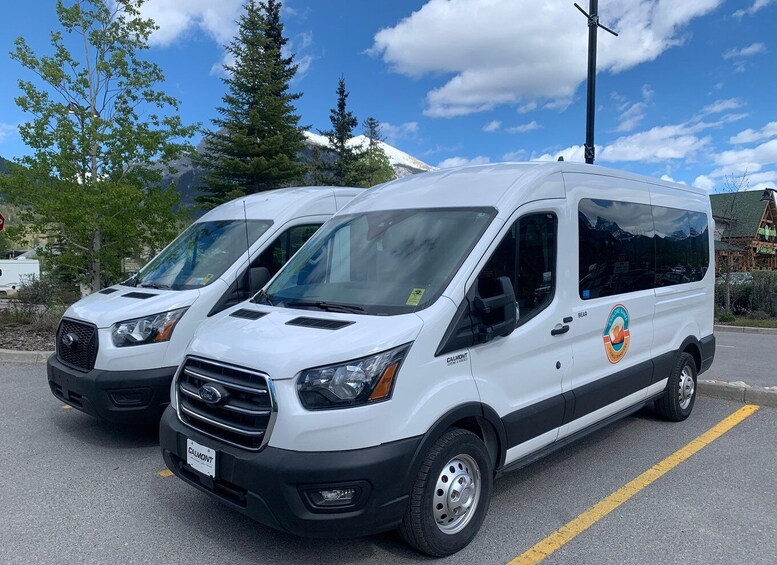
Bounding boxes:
2 361 775 564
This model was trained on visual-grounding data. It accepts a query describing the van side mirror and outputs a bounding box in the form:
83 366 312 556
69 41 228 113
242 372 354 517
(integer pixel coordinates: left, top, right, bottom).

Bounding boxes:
249 267 270 293
473 276 517 343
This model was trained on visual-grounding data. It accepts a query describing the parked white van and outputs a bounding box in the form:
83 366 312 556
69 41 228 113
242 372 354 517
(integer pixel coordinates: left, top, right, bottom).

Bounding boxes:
159 163 715 556
47 186 362 423
0 259 40 296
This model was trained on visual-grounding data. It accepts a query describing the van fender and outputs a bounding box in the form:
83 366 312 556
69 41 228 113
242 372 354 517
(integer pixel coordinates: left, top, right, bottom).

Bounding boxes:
654 335 704 388
399 403 507 494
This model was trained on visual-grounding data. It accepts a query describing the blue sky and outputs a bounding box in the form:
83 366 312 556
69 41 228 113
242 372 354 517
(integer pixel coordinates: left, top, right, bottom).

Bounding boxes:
1 0 776 192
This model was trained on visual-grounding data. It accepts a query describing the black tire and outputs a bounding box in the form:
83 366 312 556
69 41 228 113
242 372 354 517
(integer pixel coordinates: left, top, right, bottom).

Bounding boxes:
655 352 697 421
398 428 493 557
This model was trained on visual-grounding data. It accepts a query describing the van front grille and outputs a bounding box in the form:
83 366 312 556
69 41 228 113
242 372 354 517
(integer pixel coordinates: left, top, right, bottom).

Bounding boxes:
176 357 276 451
56 319 98 372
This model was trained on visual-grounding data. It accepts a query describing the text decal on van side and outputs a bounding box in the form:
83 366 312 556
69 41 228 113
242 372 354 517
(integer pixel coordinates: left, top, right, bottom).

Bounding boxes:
447 352 468 366
603 304 630 364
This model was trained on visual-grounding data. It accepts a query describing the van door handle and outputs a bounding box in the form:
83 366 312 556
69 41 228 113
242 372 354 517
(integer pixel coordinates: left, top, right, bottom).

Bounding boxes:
551 323 570 336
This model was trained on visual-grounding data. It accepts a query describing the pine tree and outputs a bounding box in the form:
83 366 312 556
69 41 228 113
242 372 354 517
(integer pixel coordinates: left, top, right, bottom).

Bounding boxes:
319 76 362 186
197 0 306 208
354 117 394 187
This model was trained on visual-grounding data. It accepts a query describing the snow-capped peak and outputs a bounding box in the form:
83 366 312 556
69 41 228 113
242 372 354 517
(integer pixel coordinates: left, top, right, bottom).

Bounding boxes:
303 131 435 173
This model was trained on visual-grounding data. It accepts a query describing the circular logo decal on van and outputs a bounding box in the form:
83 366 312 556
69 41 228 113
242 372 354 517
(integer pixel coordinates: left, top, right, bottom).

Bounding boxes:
603 304 630 364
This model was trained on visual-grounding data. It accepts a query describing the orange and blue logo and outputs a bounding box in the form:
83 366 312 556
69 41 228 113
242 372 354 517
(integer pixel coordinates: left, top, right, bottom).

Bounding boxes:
603 304 630 364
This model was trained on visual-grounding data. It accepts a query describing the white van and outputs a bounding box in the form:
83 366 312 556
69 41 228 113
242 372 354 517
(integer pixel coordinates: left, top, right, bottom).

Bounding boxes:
47 186 362 424
158 163 715 556
0 259 40 296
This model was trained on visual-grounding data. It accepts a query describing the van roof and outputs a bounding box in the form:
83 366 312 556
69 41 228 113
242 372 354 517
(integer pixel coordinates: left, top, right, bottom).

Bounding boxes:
198 186 363 222
343 162 707 214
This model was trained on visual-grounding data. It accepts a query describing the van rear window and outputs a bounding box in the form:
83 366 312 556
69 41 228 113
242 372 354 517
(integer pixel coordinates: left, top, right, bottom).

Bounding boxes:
578 199 709 300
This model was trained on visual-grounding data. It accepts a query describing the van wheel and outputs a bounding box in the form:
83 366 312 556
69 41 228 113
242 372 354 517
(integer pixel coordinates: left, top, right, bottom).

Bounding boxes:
655 352 697 421
399 429 492 557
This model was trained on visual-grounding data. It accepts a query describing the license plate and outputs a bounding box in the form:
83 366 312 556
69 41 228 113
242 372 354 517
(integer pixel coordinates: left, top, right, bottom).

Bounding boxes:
186 438 216 478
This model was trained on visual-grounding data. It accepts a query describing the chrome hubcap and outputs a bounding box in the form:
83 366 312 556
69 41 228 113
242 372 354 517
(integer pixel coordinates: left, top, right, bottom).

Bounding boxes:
678 366 695 410
433 454 481 535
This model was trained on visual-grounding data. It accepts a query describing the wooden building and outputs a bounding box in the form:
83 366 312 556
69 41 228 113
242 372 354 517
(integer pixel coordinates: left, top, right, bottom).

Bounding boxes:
710 189 777 273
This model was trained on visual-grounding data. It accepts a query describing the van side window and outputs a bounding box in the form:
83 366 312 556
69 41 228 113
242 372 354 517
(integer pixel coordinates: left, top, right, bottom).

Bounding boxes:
252 224 321 277
654 209 709 286
479 213 556 325
579 199 710 299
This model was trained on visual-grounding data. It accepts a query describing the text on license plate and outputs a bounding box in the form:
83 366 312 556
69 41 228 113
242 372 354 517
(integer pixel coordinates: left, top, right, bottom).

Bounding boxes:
186 438 216 478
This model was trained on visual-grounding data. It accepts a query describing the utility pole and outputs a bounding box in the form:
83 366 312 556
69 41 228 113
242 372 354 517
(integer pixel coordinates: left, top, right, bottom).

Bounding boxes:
575 1 617 165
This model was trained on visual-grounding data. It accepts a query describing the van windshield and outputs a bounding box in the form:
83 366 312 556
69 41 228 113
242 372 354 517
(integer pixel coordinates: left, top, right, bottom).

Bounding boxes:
133 220 273 290
258 208 495 315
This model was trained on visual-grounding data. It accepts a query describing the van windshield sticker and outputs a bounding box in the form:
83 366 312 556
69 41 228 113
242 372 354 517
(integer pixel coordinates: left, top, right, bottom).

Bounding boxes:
406 288 426 306
603 304 630 364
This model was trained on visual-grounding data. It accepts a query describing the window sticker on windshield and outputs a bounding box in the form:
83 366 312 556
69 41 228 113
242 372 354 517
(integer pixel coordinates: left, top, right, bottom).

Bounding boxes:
406 288 425 306
202 273 215 285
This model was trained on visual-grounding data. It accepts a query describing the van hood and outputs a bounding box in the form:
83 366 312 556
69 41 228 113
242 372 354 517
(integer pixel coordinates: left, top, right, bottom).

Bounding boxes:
186 305 424 380
65 285 203 329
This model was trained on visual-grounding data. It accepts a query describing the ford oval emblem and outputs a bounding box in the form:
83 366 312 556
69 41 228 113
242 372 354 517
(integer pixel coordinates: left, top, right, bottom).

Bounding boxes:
198 384 223 405
62 333 78 348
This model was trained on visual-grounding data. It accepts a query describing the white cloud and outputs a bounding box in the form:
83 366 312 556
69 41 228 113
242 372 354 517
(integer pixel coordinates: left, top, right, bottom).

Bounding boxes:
140 0 243 46
693 175 715 191
482 120 502 132
660 174 687 185
379 121 420 144
0 123 18 143
370 0 723 118
701 98 743 115
730 122 777 144
506 121 541 134
517 102 538 114
437 156 491 168
733 0 777 18
723 42 766 59
617 102 647 132
714 138 777 175
600 124 711 162
502 149 528 161
533 145 588 162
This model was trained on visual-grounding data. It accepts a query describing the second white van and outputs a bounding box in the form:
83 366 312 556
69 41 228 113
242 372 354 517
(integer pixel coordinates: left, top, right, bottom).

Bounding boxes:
159 163 714 556
47 186 362 424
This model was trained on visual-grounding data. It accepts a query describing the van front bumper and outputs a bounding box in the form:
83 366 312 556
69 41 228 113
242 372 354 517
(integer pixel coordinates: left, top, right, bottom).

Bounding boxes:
159 406 421 538
47 354 175 424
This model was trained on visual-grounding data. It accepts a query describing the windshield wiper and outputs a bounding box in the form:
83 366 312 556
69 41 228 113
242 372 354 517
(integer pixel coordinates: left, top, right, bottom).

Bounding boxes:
286 300 364 313
139 282 172 290
252 289 274 306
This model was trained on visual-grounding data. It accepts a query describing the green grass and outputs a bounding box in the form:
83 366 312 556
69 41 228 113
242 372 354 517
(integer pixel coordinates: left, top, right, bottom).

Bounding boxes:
717 317 777 328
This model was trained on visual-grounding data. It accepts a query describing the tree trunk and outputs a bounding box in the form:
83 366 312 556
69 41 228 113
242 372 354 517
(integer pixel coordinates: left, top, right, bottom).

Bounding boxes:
724 253 731 311
91 229 102 293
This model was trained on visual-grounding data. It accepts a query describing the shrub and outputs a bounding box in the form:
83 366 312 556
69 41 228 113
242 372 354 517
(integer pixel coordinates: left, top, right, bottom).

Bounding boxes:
716 310 735 323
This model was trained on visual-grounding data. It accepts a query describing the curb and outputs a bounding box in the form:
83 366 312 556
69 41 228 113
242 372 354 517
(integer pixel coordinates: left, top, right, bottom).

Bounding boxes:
714 324 777 335
698 379 777 408
0 349 53 363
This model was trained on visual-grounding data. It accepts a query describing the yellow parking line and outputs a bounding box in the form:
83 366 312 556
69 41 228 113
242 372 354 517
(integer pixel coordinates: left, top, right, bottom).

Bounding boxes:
61 404 72 410
158 469 173 478
508 404 760 565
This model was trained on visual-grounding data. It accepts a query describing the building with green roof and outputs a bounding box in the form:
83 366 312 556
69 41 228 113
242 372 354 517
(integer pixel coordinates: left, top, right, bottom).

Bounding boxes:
710 189 777 273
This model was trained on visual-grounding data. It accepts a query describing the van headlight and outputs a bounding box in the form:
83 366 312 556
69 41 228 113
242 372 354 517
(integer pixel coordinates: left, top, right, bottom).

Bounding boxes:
296 344 411 409
111 308 188 347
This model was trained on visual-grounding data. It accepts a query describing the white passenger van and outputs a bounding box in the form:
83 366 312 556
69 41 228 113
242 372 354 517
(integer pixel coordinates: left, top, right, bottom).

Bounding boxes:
159 163 715 556
47 187 362 424
0 258 40 296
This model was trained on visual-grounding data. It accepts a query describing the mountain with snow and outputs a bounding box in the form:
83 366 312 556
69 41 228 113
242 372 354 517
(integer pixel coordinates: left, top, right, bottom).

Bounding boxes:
166 131 435 207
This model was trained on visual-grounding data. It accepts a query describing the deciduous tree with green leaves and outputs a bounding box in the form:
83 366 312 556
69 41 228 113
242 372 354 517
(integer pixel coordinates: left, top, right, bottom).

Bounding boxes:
197 0 307 208
1 0 196 292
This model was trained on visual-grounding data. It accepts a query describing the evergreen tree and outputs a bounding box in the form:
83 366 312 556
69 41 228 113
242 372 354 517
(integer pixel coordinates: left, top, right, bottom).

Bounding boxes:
319 76 362 186
197 0 306 208
353 117 394 187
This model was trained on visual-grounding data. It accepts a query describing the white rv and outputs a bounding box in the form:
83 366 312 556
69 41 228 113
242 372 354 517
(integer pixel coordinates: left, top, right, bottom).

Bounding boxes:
47 186 362 423
158 163 715 556
0 259 40 296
